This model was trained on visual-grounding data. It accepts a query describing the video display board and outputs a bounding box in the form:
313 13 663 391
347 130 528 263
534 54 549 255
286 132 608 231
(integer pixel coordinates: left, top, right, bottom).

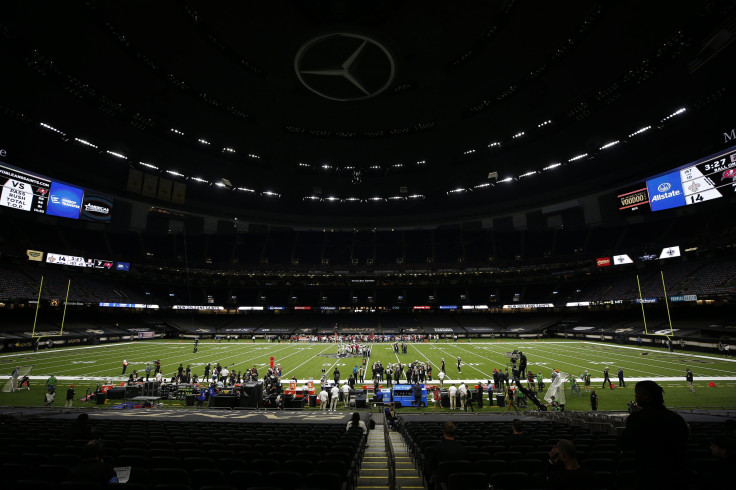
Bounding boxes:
0 164 49 213
646 144 736 212
0 161 112 222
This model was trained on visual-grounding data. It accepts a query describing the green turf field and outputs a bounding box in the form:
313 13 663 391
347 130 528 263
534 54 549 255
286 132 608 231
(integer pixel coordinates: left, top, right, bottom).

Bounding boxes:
1 339 735 410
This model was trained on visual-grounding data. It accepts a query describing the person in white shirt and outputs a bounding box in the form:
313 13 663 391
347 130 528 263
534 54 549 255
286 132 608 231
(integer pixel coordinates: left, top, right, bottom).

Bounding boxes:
458 382 468 411
341 383 351 408
448 384 458 410
220 367 229 383
346 412 367 434
301 383 309 402
438 370 445 388
330 385 340 411
155 371 163 383
319 387 329 411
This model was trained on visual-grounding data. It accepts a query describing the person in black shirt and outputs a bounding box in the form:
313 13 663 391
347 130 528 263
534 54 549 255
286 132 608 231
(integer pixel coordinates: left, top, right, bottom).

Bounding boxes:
621 380 690 490
505 418 533 448
590 390 598 411
66 440 118 485
518 351 527 375
429 422 468 488
547 439 597 490
602 367 613 389
412 382 423 408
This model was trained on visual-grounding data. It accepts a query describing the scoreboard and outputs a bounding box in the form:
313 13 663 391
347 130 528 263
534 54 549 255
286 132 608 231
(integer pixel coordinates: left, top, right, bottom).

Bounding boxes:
0 161 112 222
0 164 49 213
619 144 736 213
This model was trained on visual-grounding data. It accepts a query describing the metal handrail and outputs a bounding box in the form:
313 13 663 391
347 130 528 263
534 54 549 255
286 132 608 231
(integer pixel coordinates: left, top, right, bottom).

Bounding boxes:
384 419 396 490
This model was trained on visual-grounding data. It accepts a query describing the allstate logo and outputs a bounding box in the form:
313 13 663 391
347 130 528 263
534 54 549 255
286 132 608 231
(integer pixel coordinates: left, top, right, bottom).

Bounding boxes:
657 182 671 192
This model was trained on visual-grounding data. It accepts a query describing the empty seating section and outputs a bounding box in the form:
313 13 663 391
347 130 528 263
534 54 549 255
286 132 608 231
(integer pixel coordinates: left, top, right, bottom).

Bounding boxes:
352 230 375 264
401 419 726 490
0 418 365 490
264 230 295 266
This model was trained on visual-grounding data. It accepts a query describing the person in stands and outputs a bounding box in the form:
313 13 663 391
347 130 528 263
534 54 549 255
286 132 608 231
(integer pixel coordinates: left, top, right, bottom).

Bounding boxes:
346 412 367 434
546 439 597 489
621 380 689 490
428 422 468 489
66 440 118 485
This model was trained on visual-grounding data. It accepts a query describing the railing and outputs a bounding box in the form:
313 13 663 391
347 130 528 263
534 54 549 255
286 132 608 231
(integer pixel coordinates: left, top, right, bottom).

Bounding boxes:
384 418 396 490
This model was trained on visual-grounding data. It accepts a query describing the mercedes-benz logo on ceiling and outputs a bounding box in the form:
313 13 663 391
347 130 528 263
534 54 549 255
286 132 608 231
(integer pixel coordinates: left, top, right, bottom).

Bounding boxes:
295 32 397 102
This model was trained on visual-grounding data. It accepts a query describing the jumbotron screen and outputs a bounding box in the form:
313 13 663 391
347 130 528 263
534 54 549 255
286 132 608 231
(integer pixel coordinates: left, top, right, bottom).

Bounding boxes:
0 161 112 222
619 144 736 213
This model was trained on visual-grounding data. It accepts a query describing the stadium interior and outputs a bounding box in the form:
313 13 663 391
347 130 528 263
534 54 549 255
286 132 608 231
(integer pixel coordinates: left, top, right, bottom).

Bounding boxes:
0 1 735 489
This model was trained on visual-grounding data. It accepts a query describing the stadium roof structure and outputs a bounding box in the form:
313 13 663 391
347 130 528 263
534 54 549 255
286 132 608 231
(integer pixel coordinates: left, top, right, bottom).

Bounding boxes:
1 1 735 227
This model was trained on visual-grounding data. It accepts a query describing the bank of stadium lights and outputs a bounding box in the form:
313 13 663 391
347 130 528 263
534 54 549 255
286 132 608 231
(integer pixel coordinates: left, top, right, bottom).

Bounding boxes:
198 139 210 145
40 122 66 136
543 163 561 171
222 147 236 153
518 171 537 178
298 162 309 168
661 107 686 122
628 126 651 137
368 197 384 202
74 138 98 149
139 162 158 170
416 160 426 165
488 141 501 148
236 187 255 193
392 163 403 168
463 149 476 155
304 195 321 201
106 150 126 159
345 197 361 202
262 191 280 198
248 154 260 159
369 165 381 170
512 131 525 139
214 182 227 188
322 164 332 170
166 170 185 177
324 196 340 202
599 140 620 150
448 188 467 194
408 194 424 200
190 177 208 184
568 153 588 162
170 128 184 136
497 177 513 183
474 182 491 189
537 120 552 128
388 196 404 201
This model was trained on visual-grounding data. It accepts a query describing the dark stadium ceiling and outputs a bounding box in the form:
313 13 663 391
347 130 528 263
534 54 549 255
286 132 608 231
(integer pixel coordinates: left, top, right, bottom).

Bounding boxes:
1 0 735 226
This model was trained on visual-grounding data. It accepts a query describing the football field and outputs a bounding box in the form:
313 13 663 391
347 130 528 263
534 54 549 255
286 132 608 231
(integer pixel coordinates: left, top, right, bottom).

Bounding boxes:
2 339 735 410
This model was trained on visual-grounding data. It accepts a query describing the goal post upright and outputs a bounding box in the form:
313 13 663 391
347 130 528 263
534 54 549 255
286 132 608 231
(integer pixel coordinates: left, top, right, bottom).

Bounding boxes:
660 270 675 337
636 274 648 335
31 275 44 338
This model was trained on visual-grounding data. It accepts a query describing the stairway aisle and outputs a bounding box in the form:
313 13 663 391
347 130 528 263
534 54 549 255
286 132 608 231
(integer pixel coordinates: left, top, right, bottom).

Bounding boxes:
356 425 427 490
389 426 427 490
357 425 391 489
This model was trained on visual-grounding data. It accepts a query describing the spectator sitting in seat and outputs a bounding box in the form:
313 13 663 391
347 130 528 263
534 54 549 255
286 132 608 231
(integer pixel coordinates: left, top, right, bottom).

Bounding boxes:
505 418 534 448
384 402 398 429
66 413 99 441
546 439 597 489
706 435 734 486
346 412 367 434
429 421 468 489
66 440 118 486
